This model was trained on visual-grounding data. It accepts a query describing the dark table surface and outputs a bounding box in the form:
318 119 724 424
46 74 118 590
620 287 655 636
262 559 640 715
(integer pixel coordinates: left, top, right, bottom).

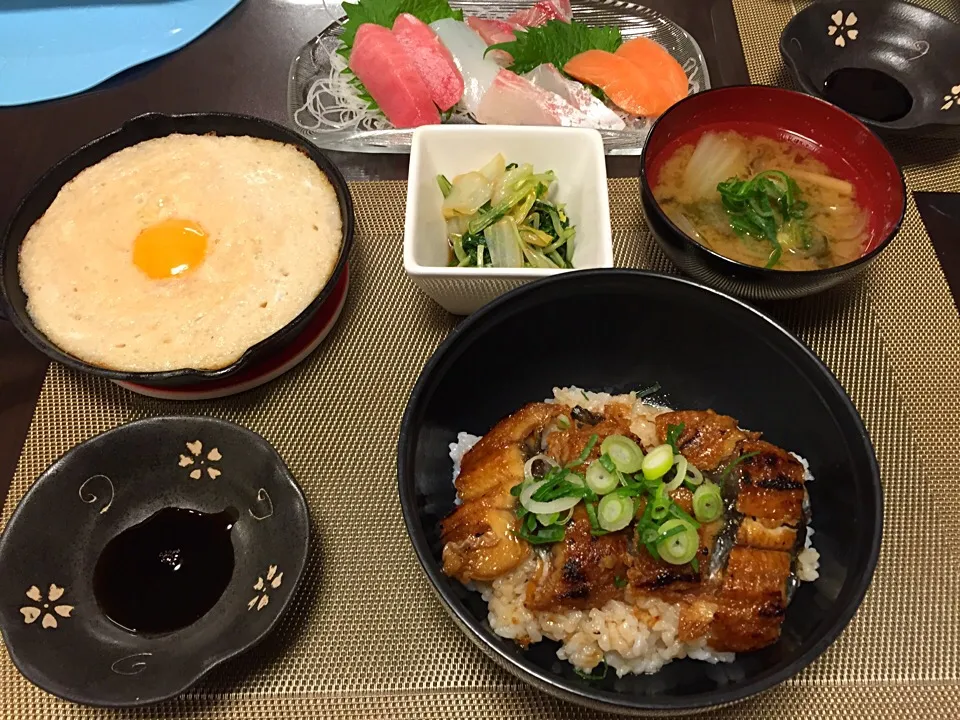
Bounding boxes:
0 0 748 506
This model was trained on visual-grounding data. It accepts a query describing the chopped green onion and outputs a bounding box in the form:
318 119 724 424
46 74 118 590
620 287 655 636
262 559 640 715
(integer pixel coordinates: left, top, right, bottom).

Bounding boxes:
566 434 599 468
685 463 704 487
526 513 537 532
667 502 701 529
636 383 661 399
598 454 616 473
584 502 608 536
597 494 635 532
556 415 571 430
586 460 620 495
692 482 723 523
642 444 674 480
663 455 687 492
720 451 761 480
515 522 565 545
655 519 699 565
574 661 608 681
665 423 686 454
437 174 453 197
614 575 627 589
601 435 645 474
510 482 524 497
650 483 671 521
520 478 582 515
537 511 560 526
691 557 700 574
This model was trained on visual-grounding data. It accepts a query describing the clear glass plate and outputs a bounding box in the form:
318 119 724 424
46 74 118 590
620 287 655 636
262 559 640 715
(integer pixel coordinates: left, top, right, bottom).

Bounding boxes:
286 0 710 155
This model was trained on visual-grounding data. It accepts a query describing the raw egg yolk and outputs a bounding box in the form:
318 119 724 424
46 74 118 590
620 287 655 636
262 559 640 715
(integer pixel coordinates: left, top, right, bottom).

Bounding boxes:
133 219 208 279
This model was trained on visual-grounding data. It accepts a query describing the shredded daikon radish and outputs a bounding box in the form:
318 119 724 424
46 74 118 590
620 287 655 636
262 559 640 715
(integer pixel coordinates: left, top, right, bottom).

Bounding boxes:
293 36 390 133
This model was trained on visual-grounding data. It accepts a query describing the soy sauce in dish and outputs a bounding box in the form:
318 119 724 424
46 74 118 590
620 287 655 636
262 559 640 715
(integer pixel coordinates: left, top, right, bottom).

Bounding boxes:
94 507 238 634
822 68 913 122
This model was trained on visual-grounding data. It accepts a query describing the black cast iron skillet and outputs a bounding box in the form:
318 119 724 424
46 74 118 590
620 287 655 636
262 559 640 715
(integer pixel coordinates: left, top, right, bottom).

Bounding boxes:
0 112 354 387
398 269 883 714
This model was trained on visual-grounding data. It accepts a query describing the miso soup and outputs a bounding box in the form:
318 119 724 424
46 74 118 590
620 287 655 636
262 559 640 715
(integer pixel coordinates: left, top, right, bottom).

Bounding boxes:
653 131 869 271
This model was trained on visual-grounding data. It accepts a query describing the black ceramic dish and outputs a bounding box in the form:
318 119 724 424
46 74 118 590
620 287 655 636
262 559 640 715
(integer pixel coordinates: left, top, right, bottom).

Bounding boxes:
397 270 882 714
639 85 906 300
0 112 355 387
0 417 310 707
781 0 960 134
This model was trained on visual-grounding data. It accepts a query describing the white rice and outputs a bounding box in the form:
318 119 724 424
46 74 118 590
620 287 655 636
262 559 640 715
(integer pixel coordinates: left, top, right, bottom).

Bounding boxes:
449 386 820 674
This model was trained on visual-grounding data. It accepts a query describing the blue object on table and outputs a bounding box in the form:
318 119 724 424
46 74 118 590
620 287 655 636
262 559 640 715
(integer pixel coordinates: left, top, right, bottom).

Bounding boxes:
0 0 244 107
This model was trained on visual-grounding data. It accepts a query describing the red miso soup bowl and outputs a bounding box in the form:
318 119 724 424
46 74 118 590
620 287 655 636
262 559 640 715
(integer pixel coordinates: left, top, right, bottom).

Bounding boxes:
639 85 906 300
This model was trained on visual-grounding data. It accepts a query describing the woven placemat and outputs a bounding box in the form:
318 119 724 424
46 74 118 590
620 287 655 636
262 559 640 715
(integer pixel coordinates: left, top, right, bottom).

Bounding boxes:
3 4 960 716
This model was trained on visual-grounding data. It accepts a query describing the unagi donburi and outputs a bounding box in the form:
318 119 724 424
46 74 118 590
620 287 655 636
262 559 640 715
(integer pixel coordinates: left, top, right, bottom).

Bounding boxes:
443 387 819 676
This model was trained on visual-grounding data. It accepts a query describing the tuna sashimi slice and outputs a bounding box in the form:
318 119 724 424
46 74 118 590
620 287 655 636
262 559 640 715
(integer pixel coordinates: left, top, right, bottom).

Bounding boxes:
465 16 518 45
507 0 572 27
564 49 679 117
614 37 688 105
430 19 502 115
475 69 592 127
524 63 625 130
393 13 464 111
349 23 439 128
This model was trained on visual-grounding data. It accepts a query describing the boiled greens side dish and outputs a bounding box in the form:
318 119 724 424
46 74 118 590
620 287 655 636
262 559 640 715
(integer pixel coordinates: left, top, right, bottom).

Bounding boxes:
439 154 576 269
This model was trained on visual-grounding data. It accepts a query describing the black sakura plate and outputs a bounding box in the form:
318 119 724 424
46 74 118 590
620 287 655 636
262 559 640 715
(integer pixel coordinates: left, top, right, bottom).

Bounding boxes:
780 0 960 134
0 417 310 707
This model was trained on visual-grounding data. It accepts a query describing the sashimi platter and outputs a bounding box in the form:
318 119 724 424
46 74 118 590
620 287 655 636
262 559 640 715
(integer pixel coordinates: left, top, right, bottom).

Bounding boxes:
288 0 710 153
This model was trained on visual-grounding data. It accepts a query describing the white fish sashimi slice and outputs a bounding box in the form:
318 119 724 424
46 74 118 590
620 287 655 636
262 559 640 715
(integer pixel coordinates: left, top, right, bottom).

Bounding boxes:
475 69 594 127
430 19 501 115
524 64 625 131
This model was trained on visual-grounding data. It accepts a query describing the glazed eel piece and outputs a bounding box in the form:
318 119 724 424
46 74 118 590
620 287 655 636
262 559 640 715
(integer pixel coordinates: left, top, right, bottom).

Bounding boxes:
651 411 810 652
440 402 562 582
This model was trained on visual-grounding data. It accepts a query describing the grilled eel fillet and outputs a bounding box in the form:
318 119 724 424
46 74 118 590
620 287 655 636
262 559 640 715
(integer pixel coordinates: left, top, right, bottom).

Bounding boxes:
441 404 810 654
441 402 563 582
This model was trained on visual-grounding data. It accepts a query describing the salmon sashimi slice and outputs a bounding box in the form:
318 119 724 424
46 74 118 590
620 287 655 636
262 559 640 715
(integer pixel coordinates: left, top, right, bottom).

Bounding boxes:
526 507 629 611
614 37 688 105
349 23 439 128
655 409 756 471
474 69 593 127
563 49 681 117
392 14 464 111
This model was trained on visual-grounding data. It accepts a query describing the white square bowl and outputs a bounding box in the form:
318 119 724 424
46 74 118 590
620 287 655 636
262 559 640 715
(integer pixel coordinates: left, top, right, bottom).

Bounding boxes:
403 125 613 315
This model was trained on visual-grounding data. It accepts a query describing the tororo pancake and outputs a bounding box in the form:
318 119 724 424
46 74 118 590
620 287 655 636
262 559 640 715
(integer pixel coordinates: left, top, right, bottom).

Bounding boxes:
18 134 342 372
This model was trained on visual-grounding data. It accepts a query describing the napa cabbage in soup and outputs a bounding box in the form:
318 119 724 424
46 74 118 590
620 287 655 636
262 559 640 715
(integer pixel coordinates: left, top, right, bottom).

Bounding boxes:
652 131 868 271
